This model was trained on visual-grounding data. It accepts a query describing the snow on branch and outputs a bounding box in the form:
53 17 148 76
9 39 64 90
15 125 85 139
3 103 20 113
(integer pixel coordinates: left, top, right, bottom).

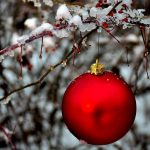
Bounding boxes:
0 0 150 61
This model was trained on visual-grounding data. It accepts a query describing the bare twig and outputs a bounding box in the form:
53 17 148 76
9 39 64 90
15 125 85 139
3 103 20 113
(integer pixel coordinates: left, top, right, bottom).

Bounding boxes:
1 1 147 102
0 31 53 56
0 124 16 150
107 1 122 16
140 27 149 78
0 27 97 102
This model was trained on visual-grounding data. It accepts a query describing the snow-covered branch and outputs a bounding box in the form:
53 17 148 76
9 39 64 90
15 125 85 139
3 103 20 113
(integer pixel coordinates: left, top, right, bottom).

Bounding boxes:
0 0 149 61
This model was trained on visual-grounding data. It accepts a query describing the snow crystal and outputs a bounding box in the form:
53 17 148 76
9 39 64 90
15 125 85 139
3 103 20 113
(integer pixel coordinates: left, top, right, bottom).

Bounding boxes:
43 0 53 7
32 0 41 7
115 13 126 20
79 23 96 32
11 33 20 44
102 6 113 16
0 55 4 62
121 0 132 7
89 6 113 18
90 7 99 18
80 9 89 20
7 51 15 57
79 24 87 32
17 35 29 45
122 23 130 29
56 4 72 20
126 9 144 19
109 0 116 5
30 23 53 35
40 23 53 30
125 34 138 43
133 45 145 58
140 17 150 25
69 15 82 26
26 0 53 7
54 29 69 38
97 27 102 33
43 37 55 49
86 23 96 31
24 18 37 30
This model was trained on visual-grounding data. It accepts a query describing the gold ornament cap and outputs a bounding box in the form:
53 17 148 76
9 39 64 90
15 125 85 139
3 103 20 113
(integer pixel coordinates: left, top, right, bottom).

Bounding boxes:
90 59 105 75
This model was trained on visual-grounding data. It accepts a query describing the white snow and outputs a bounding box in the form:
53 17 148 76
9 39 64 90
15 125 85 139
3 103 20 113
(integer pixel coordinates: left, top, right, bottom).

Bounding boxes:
140 17 150 25
43 37 55 49
69 15 82 26
43 0 53 7
80 9 89 20
55 4 72 20
54 29 69 38
30 23 53 35
24 18 37 30
17 35 29 45
90 7 99 18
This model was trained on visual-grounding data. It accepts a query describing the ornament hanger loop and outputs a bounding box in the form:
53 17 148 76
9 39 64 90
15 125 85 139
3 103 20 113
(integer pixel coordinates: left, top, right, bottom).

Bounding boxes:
90 59 105 75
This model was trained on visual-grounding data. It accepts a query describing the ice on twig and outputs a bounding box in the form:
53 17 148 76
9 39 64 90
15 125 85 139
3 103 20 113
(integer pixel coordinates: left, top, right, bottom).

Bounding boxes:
69 15 82 26
30 23 53 35
17 35 29 45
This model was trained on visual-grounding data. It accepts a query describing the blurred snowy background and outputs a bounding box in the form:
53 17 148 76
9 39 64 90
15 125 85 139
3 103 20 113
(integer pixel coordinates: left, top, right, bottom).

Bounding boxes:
0 0 150 149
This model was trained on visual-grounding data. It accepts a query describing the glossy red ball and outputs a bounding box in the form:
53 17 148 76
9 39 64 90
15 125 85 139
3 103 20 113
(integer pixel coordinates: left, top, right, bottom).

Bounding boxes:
62 72 136 145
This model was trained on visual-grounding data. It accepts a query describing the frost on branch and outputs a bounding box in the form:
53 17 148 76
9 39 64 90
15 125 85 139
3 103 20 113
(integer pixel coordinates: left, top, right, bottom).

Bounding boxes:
0 0 150 61
56 4 72 20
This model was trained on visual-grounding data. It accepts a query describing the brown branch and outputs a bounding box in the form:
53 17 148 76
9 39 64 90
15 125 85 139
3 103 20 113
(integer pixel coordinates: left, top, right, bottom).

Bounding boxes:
0 1 137 102
53 0 85 7
0 64 57 102
140 27 149 79
0 31 53 56
0 124 16 150
107 1 122 16
1 0 150 57
0 27 98 102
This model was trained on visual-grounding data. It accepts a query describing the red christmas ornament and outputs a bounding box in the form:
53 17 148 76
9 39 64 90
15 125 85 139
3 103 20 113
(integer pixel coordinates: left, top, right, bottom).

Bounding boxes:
62 60 136 145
